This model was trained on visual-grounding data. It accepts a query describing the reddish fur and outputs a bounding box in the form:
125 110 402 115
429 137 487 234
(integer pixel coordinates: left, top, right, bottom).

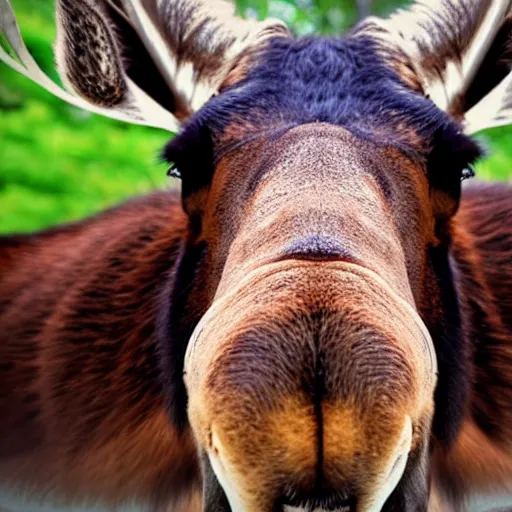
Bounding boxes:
431 183 512 507
0 192 200 509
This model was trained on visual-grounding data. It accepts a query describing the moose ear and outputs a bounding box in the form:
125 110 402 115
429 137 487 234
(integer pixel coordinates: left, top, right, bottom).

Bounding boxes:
55 0 129 108
357 0 512 135
1 0 289 132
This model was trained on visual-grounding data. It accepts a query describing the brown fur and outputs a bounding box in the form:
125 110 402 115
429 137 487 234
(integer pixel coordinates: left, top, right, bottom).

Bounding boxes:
431 184 512 508
0 193 199 510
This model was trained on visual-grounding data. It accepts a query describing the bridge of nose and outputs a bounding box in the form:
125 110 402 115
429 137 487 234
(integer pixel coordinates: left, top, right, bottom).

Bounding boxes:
212 125 415 306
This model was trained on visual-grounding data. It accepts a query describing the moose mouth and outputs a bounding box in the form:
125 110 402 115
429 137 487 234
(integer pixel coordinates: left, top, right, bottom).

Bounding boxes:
282 505 353 512
190 258 429 512
282 507 352 512
278 490 355 511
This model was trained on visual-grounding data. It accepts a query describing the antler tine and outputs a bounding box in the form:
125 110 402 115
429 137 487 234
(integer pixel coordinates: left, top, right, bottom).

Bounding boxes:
465 70 512 134
0 0 180 132
358 0 511 118
122 0 290 114
0 0 70 92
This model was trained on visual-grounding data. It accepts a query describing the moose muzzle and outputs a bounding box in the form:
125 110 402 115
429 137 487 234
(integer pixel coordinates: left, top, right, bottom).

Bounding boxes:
184 260 437 512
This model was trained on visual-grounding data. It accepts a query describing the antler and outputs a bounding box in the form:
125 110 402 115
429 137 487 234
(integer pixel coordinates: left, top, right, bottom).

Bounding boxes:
119 0 289 112
465 67 512 133
0 0 289 132
356 0 512 134
0 0 180 131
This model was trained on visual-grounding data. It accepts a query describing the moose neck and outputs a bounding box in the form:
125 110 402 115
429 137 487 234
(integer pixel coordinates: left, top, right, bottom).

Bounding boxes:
450 189 512 442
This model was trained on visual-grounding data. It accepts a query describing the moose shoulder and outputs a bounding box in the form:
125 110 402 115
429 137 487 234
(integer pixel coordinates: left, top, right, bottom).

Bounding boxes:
1 0 512 511
0 193 202 510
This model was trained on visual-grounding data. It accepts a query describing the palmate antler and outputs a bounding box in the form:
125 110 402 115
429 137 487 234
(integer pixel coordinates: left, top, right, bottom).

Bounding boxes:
0 0 180 131
356 0 512 135
0 0 288 132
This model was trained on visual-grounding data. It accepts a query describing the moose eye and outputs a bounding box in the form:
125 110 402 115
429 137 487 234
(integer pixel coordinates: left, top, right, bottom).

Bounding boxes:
167 164 182 179
461 165 476 181
161 118 214 192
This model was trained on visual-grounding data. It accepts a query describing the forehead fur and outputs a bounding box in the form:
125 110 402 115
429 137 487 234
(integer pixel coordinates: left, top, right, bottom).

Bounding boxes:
164 34 482 183
190 35 464 145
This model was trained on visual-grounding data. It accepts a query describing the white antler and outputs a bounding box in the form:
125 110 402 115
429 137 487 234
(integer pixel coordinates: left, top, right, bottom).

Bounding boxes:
357 0 512 133
1 0 289 132
465 70 512 134
0 0 180 131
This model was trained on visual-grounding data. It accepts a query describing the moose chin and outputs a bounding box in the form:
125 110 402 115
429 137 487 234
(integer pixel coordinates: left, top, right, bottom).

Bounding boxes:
1 0 512 511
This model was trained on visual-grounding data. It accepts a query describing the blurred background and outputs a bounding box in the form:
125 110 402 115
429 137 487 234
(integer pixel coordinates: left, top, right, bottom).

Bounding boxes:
1 0 511 234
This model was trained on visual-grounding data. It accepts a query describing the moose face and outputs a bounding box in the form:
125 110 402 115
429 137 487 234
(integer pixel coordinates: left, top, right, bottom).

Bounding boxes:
3 0 509 510
163 37 481 511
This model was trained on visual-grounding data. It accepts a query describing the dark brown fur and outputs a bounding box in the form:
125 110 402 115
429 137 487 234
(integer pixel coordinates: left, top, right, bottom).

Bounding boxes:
431 184 512 507
0 192 200 509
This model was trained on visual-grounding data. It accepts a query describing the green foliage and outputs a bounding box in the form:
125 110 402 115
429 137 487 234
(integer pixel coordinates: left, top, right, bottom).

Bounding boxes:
239 0 410 35
0 0 510 234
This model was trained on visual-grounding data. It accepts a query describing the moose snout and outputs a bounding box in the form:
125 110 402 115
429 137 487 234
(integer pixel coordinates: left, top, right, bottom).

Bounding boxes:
184 261 436 511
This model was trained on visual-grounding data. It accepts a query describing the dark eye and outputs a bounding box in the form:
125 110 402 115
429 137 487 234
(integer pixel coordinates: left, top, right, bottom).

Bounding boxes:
167 164 182 179
461 165 475 181
161 118 213 189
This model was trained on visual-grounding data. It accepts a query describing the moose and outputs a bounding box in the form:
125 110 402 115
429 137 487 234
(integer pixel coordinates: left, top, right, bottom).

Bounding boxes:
1 0 512 510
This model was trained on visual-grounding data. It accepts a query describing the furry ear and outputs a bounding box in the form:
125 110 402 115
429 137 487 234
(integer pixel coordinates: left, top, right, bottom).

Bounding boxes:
0 0 179 131
55 0 131 108
356 0 512 134
1 0 290 131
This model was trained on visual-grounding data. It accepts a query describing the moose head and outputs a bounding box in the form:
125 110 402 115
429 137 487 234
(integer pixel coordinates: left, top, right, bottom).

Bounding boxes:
2 0 511 510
